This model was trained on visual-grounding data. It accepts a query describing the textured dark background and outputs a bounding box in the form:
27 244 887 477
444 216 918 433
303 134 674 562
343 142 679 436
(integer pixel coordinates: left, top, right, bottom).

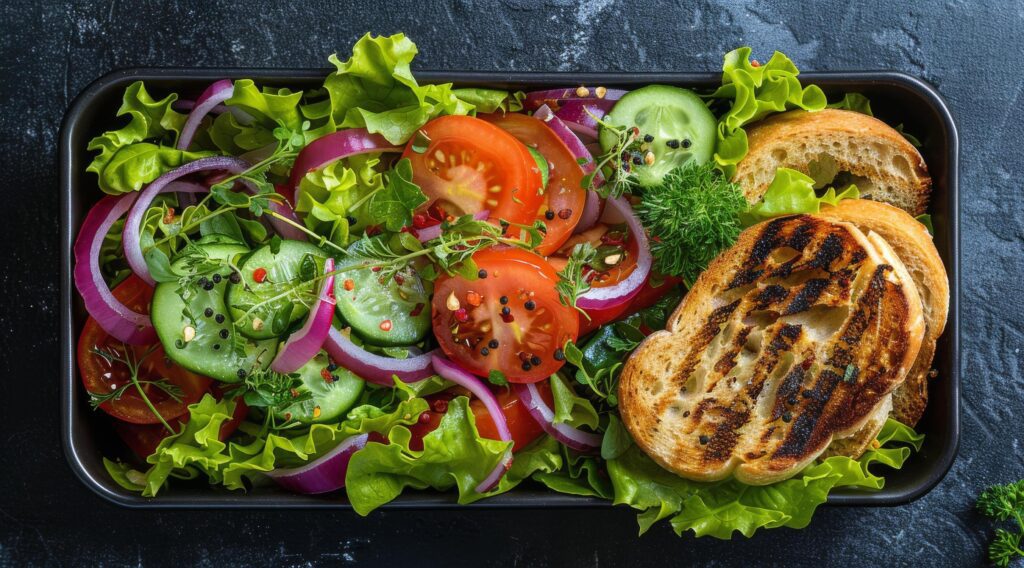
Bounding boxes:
1 0 1021 566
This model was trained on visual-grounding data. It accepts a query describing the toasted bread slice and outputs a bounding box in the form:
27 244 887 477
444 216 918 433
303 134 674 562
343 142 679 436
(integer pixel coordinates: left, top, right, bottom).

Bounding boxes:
733 109 932 216
619 215 924 485
819 199 948 425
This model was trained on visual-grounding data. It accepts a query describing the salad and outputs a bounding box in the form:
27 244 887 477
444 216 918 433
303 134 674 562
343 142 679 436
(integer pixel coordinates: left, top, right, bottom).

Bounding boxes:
74 33 927 538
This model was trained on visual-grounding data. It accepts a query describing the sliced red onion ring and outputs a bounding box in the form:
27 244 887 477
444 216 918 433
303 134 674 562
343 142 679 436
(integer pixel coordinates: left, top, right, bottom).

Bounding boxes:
554 99 615 141
575 188 603 236
177 80 234 151
514 382 602 452
265 432 384 494
576 196 652 311
288 129 400 199
323 327 436 385
415 210 489 243
123 157 250 285
524 88 627 110
430 355 512 493
270 258 336 373
73 194 156 345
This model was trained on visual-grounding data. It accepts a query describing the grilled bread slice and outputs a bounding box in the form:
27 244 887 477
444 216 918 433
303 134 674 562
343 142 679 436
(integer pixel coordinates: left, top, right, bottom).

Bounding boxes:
819 199 948 426
619 215 925 485
733 109 931 215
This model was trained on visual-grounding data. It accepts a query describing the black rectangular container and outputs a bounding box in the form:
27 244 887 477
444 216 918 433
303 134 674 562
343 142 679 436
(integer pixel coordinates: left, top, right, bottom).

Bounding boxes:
60 69 959 509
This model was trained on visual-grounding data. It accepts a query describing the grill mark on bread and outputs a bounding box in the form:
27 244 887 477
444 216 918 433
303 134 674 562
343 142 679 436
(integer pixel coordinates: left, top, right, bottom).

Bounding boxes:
784 278 830 315
755 285 789 309
713 326 753 375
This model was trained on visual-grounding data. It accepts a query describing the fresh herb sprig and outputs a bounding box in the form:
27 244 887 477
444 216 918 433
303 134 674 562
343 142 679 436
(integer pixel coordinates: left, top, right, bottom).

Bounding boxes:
635 162 747 285
209 119 312 200
977 479 1024 566
555 242 597 317
87 345 183 433
583 116 642 199
242 368 312 430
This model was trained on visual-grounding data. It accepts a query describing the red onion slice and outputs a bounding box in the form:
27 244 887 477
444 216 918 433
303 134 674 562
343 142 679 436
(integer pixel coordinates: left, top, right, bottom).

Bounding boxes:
415 210 489 243
575 188 603 236
554 99 615 141
73 194 157 345
288 129 400 199
524 88 627 110
177 80 234 151
265 432 383 494
533 104 605 235
270 258 337 373
122 157 251 285
514 382 602 452
323 327 436 385
576 196 652 311
430 355 512 493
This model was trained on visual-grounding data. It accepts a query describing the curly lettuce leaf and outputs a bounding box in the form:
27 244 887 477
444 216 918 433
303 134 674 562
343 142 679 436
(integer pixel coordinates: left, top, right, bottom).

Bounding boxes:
86 81 200 194
605 418 922 538
828 92 873 116
740 167 859 226
709 48 827 178
550 373 600 428
367 158 428 232
324 33 513 144
103 394 427 497
451 88 525 113
294 154 384 246
344 396 511 515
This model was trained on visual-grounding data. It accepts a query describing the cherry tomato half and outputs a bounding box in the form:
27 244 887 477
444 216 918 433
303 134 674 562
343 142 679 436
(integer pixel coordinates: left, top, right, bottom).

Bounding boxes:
77 275 212 424
403 115 544 228
431 247 579 383
482 113 587 255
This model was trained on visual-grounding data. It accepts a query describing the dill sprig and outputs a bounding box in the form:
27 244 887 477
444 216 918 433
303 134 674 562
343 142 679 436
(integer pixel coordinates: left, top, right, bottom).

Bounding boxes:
87 345 184 433
635 162 747 286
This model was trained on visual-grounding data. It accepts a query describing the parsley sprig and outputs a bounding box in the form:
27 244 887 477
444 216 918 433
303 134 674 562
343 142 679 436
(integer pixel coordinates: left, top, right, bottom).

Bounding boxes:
978 479 1024 566
583 116 642 199
87 345 184 433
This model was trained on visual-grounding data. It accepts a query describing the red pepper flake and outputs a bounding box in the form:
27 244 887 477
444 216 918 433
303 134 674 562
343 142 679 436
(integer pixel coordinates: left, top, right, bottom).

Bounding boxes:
290 388 300 398
412 214 430 229
466 291 482 307
432 399 449 413
454 308 469 323
557 208 572 220
252 267 268 283
365 224 382 236
428 203 447 222
409 302 425 317
400 225 419 238
320 368 333 382
162 207 176 225
751 59 761 67
343 279 355 291
371 266 382 273
393 274 405 285
379 320 393 332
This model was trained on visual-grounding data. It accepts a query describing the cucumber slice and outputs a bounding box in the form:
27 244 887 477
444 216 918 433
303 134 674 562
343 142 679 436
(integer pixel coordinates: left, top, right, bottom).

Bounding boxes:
598 85 717 187
152 243 278 383
272 351 364 424
226 240 329 340
334 253 430 346
527 146 550 190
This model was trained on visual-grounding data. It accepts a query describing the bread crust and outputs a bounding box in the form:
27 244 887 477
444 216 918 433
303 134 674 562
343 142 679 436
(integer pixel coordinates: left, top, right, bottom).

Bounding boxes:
618 215 924 485
818 199 949 425
734 109 932 216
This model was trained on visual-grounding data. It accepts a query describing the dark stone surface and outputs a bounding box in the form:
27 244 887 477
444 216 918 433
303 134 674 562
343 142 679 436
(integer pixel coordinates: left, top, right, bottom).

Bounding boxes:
0 0 1020 565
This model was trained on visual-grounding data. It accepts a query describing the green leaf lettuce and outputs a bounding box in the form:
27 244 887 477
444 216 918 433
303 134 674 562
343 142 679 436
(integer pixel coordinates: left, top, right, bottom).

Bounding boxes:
740 167 859 226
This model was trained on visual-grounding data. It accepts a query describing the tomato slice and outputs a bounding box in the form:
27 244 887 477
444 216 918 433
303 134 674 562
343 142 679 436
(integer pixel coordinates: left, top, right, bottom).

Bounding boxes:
403 115 544 227
482 113 587 255
407 382 552 452
432 247 579 383
548 223 641 336
77 275 212 424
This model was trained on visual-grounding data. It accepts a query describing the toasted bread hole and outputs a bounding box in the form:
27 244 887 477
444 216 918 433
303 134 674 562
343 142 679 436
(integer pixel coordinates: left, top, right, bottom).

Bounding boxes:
771 148 788 162
744 329 763 353
891 154 911 178
744 310 780 329
649 379 664 396
782 305 850 342
770 247 801 265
